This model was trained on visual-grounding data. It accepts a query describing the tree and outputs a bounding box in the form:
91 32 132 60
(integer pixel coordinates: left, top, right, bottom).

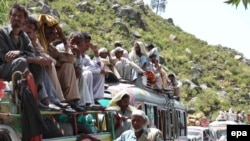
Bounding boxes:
224 0 250 9
150 0 168 14
0 0 8 26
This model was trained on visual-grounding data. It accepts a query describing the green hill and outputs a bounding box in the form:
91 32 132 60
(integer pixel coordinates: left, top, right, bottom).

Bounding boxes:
2 0 250 120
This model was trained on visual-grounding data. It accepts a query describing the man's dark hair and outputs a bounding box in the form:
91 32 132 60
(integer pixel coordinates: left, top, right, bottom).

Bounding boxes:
146 43 154 49
114 41 122 47
25 16 39 30
81 32 91 41
9 4 29 18
69 31 91 45
68 31 81 42
168 73 175 78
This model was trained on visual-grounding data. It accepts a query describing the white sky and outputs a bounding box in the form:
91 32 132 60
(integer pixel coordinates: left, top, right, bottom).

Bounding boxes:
145 0 250 59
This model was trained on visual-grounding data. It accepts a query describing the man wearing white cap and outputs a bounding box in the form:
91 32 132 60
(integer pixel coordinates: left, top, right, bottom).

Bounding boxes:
116 109 163 141
110 41 129 59
148 52 166 89
113 47 144 82
98 47 121 83
146 43 160 62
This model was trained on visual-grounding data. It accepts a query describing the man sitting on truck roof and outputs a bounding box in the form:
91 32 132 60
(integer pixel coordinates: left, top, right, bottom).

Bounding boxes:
69 31 105 106
98 47 121 83
0 4 64 111
36 14 84 111
113 47 144 82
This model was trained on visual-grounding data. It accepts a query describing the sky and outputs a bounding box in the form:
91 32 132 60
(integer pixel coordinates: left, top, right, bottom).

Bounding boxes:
144 0 250 59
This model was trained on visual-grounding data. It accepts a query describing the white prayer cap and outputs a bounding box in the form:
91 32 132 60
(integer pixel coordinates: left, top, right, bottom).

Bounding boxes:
148 50 157 58
98 48 108 55
114 47 124 53
132 110 147 119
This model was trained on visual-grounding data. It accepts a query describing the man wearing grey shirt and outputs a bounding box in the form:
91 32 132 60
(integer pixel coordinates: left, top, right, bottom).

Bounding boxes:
115 110 163 141
0 4 62 110
0 4 35 80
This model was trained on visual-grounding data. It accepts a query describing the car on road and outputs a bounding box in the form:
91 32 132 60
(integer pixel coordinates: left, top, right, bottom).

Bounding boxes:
208 120 241 141
187 126 211 141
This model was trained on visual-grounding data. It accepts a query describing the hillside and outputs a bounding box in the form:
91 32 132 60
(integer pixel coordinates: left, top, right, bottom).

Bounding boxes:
2 0 250 120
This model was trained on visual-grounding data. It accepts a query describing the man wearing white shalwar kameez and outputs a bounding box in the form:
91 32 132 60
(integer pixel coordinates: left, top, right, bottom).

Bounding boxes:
76 55 105 105
146 43 160 62
129 41 148 82
148 53 163 89
70 32 105 106
114 47 144 81
98 48 121 83
110 41 129 59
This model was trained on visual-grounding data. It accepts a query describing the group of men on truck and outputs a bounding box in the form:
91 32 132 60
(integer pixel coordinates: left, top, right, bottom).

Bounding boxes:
0 3 183 141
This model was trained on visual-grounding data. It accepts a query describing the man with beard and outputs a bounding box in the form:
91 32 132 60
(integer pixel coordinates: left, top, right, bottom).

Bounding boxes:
129 41 148 83
0 4 34 80
116 110 163 141
0 4 62 140
0 4 63 110
36 14 84 111
22 16 66 103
